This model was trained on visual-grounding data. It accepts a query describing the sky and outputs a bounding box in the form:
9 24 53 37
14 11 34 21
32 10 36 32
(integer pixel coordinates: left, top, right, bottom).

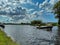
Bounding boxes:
0 0 59 23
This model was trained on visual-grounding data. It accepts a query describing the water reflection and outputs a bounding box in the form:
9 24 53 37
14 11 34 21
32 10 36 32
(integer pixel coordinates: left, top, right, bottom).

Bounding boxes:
4 25 57 45
55 26 60 45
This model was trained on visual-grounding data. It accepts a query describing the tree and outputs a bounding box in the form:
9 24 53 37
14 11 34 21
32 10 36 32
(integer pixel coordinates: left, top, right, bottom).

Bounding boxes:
53 1 60 26
53 1 60 45
31 20 42 26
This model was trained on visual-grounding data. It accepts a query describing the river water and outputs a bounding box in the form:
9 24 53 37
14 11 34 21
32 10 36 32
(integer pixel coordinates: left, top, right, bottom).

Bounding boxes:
4 25 58 45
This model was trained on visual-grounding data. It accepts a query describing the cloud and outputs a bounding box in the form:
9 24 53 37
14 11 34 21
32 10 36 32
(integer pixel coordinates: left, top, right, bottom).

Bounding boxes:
27 9 34 12
0 15 13 23
38 10 44 14
38 0 58 14
0 4 27 15
36 2 39 6
49 0 59 5
0 0 28 22
39 0 48 8
0 0 58 23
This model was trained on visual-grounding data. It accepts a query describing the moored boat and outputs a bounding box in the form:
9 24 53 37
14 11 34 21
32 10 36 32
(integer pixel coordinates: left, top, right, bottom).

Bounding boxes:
37 26 53 29
36 26 53 31
0 24 5 29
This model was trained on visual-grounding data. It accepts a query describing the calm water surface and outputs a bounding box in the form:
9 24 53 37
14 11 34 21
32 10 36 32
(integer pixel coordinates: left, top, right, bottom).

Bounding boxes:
4 25 58 45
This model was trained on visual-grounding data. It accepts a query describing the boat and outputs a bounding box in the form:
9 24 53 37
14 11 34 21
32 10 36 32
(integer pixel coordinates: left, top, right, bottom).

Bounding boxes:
36 26 53 31
37 26 53 29
0 24 5 29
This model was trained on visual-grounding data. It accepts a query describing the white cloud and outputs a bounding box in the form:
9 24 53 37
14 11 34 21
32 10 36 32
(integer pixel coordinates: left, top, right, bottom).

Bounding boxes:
49 0 59 5
19 0 26 4
31 10 44 16
0 0 58 23
39 0 48 8
32 11 37 15
36 2 39 6
28 9 34 11
26 9 34 13
0 15 13 23
37 10 44 15
38 0 58 14
19 0 35 5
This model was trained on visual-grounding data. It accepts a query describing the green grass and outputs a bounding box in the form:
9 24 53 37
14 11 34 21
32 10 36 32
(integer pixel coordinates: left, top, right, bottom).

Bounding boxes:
0 29 19 45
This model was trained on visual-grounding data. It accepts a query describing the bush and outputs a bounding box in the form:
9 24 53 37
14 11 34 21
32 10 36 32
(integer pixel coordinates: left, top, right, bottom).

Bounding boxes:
31 20 42 26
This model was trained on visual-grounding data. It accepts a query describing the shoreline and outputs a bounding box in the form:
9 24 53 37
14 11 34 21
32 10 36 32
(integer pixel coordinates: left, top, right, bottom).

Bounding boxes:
0 29 19 45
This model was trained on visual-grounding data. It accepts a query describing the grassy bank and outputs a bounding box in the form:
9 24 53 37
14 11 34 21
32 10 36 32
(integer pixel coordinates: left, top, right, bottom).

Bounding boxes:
0 29 19 45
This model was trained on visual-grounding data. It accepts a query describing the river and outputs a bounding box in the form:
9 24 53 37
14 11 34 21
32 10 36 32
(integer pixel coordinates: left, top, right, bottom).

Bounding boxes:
4 25 58 45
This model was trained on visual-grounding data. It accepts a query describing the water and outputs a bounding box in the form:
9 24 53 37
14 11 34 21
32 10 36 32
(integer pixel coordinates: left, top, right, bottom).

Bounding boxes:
4 25 58 45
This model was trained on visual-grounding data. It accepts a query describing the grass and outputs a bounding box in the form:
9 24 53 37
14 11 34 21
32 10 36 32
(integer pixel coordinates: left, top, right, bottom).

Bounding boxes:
0 29 19 45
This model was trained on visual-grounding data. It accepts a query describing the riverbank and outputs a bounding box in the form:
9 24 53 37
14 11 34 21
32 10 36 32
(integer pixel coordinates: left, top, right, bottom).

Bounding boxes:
0 29 19 45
